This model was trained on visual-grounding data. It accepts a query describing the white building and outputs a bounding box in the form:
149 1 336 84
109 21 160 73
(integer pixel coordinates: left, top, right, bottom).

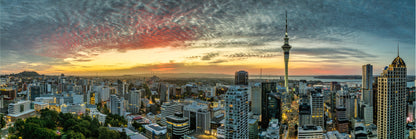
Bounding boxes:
89 108 107 124
299 80 307 95
33 102 49 111
61 103 86 115
128 90 141 114
298 125 323 139
144 124 167 139
73 94 84 104
35 97 56 103
8 100 35 119
110 95 125 116
225 86 249 138
377 55 407 138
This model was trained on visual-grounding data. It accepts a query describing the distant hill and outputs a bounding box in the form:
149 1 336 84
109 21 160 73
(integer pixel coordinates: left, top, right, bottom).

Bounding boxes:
15 71 40 77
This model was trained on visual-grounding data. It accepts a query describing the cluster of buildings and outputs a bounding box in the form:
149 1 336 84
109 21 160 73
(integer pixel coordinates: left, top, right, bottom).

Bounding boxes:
0 11 414 139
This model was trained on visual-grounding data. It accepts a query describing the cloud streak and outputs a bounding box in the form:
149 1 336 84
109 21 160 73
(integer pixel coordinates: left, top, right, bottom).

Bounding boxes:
0 0 414 74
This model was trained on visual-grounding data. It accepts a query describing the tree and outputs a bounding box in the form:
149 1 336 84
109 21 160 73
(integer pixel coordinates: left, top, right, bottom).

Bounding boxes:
132 121 141 129
14 119 25 134
0 114 5 128
90 118 100 137
98 127 120 139
143 84 151 98
65 130 86 139
63 119 77 131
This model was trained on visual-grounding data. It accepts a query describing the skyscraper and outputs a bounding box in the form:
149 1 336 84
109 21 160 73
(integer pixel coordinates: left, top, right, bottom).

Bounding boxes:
261 82 277 129
377 51 407 138
361 64 374 124
235 70 248 86
299 103 312 127
251 83 262 115
281 11 292 93
310 91 324 128
225 86 249 138
362 64 373 105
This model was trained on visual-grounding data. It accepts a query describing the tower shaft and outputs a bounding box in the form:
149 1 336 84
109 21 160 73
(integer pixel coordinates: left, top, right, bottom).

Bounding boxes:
284 54 289 93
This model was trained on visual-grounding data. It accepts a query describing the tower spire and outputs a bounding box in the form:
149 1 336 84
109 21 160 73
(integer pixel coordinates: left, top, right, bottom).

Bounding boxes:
285 10 288 37
397 41 399 57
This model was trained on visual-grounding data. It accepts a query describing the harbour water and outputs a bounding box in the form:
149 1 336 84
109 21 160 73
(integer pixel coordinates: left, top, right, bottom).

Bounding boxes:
250 76 415 88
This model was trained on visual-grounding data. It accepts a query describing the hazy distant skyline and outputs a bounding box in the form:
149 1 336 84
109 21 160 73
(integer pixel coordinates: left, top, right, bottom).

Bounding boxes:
0 0 415 76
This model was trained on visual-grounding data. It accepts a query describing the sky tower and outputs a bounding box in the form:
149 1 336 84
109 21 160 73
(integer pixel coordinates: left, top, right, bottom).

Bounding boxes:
282 11 291 93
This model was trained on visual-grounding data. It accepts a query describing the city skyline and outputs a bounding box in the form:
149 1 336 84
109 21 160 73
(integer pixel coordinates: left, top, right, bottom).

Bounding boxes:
0 0 415 76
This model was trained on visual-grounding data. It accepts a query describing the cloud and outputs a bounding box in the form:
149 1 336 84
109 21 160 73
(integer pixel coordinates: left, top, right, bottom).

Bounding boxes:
0 0 414 74
201 52 220 60
210 59 228 63
292 47 377 59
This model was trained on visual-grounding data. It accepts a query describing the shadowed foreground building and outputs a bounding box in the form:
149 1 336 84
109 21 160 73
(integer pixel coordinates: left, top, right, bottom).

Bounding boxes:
261 82 277 129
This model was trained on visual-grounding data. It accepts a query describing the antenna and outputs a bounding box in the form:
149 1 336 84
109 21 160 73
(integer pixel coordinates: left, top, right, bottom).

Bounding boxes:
260 68 262 80
285 10 288 36
397 41 399 57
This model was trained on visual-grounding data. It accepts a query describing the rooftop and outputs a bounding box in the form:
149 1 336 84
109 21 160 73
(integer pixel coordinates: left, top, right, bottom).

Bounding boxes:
144 124 167 135
391 56 406 68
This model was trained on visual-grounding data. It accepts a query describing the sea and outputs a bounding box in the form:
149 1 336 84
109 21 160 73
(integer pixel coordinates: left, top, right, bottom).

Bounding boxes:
250 76 415 88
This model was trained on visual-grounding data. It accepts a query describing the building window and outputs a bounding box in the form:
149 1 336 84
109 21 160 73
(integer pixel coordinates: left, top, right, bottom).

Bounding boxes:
20 104 24 112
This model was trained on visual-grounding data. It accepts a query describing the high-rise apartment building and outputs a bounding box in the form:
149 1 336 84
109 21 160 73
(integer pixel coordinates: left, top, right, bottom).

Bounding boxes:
225 86 249 139
110 95 124 116
377 53 407 138
128 90 141 114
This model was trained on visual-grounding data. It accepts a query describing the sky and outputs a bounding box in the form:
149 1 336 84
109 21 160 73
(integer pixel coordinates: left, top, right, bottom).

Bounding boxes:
0 0 415 76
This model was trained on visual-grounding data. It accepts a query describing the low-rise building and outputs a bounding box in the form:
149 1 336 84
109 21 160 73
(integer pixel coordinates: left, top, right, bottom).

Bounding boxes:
33 101 49 111
89 108 107 124
61 103 86 115
7 100 35 121
144 124 167 139
298 125 323 139
166 113 189 139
